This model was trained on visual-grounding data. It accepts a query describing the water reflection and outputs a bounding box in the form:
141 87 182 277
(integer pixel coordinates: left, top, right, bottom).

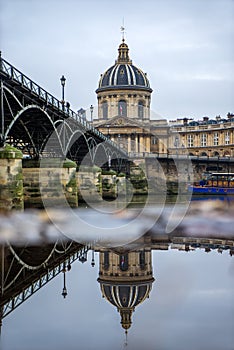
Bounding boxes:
1 226 234 350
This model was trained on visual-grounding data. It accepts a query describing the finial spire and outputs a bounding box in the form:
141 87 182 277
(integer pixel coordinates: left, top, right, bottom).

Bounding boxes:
120 18 125 41
116 25 132 64
124 330 128 348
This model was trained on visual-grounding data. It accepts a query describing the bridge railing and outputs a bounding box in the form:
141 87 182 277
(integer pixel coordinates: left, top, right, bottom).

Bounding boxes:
0 55 127 155
129 152 234 162
1 57 64 111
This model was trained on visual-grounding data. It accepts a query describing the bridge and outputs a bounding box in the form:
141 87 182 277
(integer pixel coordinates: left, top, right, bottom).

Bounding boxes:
0 53 128 171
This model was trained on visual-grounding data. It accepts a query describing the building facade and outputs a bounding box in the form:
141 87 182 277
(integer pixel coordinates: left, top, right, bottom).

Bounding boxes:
168 114 234 157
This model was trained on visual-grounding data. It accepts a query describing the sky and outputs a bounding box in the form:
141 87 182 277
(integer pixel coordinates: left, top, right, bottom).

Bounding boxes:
0 0 234 121
2 249 234 350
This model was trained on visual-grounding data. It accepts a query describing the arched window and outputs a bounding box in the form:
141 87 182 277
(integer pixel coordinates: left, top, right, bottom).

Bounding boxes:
118 100 127 117
119 253 128 271
138 101 144 119
102 101 108 119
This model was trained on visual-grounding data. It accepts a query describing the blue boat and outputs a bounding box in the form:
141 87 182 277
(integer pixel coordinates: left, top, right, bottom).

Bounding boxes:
188 172 234 195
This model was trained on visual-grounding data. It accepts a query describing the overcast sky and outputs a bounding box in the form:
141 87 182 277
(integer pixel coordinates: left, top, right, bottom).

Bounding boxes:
0 0 234 121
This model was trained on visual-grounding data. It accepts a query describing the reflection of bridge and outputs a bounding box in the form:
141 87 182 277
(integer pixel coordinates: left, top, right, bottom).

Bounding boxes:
0 54 127 170
0 241 89 321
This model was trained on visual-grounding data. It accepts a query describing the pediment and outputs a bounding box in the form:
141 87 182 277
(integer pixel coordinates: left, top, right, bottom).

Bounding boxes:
96 115 143 128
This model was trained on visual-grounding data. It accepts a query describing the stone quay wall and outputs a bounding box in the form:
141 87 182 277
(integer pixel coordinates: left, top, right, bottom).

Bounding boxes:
2 146 234 210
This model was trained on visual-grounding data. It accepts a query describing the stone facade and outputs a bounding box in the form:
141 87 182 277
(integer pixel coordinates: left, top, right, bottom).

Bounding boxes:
168 115 234 157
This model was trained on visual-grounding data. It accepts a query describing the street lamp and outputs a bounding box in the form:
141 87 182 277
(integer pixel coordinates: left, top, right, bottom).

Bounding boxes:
60 75 66 111
61 265 67 298
118 134 121 144
90 104 94 124
91 250 95 267
106 124 110 139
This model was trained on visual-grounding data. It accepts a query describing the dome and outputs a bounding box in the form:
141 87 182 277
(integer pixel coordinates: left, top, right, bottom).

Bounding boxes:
96 39 152 93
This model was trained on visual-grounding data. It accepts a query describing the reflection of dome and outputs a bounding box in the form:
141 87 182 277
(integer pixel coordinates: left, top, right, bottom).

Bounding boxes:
98 278 154 331
97 250 154 332
101 281 154 330
96 40 152 93
101 282 153 309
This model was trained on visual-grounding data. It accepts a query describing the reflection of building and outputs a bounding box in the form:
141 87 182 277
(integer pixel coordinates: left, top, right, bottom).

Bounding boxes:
97 247 154 333
94 37 234 158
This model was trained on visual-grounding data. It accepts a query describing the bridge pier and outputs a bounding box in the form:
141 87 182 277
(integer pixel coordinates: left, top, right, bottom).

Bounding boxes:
0 144 24 210
23 158 78 208
77 165 102 203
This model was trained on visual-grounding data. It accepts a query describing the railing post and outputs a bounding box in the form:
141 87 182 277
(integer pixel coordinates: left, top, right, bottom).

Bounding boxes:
0 79 4 146
0 51 2 72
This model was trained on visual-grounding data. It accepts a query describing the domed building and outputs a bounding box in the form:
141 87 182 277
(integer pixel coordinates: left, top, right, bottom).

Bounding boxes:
96 39 152 121
94 38 169 155
93 37 234 159
97 248 154 333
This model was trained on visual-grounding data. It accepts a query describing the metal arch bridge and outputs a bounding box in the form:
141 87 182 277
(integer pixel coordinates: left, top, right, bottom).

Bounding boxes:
0 53 128 170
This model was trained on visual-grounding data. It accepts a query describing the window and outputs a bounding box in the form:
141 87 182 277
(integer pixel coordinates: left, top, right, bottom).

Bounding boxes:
118 100 127 117
225 131 230 145
138 101 144 119
187 134 194 147
104 252 109 270
213 132 219 146
151 136 158 145
102 101 108 119
201 133 207 147
139 251 146 270
119 254 128 271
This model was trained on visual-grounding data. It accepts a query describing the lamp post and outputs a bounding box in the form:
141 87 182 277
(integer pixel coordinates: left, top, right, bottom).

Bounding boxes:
106 124 110 139
60 75 66 111
91 250 95 267
61 264 67 298
118 134 121 146
90 104 94 124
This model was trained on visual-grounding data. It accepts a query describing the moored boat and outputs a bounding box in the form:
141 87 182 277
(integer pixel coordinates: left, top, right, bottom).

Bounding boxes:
188 173 234 194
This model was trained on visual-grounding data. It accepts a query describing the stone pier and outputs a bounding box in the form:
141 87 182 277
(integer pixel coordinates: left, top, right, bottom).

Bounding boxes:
0 144 24 210
77 165 102 203
23 158 78 208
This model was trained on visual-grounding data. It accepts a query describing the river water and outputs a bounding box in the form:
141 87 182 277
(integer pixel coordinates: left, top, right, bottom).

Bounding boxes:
1 196 234 350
